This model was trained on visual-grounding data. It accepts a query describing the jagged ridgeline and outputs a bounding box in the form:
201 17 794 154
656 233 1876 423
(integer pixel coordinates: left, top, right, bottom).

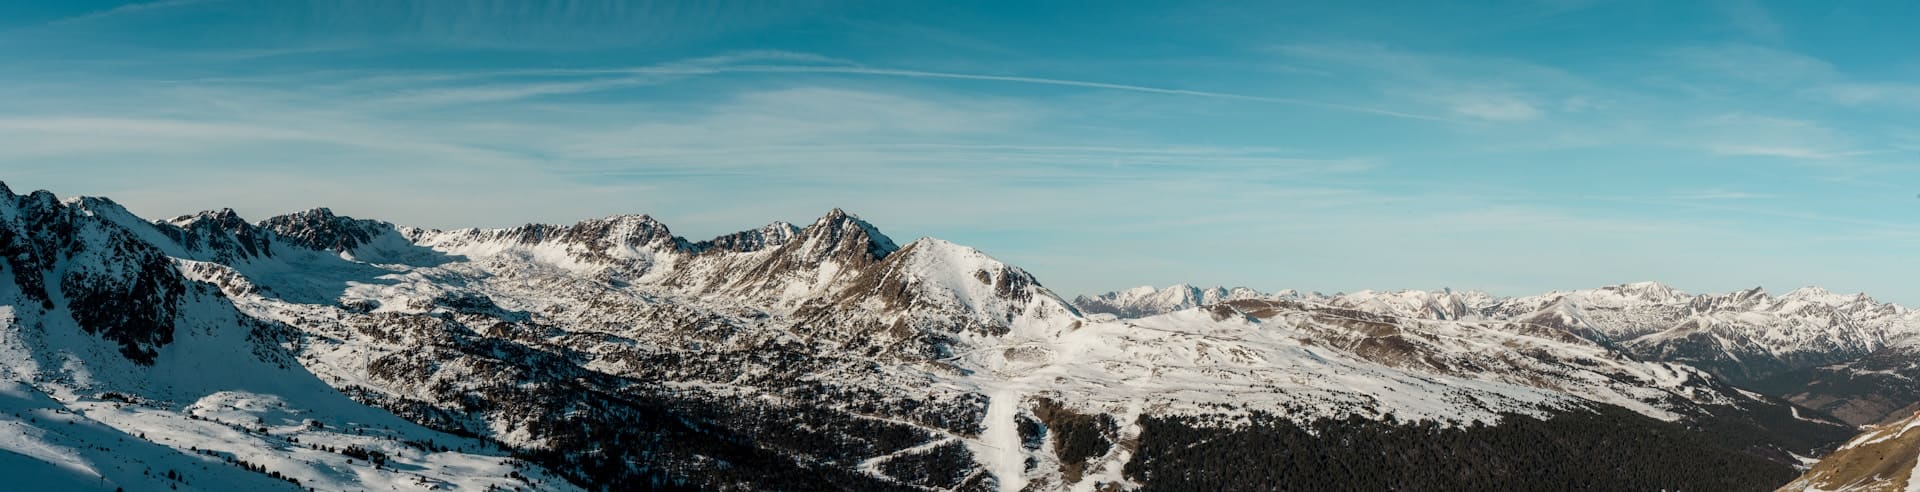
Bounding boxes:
0 182 1870 491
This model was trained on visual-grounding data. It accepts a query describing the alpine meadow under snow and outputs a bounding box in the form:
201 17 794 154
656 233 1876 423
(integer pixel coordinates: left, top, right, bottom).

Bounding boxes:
0 182 1915 490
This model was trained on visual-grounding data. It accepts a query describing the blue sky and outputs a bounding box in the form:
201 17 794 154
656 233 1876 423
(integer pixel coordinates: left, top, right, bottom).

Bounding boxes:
3 1 1919 301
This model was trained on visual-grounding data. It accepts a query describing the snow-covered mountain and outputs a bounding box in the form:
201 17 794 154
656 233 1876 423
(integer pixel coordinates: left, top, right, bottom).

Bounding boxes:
0 182 1871 490
1070 284 1274 319
1493 283 1920 390
0 186 578 491
1081 281 1920 426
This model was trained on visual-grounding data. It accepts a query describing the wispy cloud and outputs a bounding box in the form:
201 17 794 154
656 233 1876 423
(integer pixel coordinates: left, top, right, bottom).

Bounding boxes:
398 77 663 105
1701 145 1845 160
0 72 1379 235
1669 189 1772 201
703 65 1464 123
1715 0 1785 43
1690 114 1865 160
342 53 1464 122
1660 43 1920 114
0 115 529 168
1662 43 1836 86
1270 43 1580 123
1812 82 1920 109
1441 93 1543 122
47 0 225 26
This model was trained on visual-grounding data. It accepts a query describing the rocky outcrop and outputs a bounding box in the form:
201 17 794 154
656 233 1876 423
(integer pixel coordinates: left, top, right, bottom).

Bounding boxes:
163 208 276 263
259 207 395 253
0 185 185 364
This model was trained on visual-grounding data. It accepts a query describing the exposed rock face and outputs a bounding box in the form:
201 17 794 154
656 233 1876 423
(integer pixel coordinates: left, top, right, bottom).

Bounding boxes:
259 207 394 253
793 208 900 262
163 208 275 263
456 214 685 253
716 208 900 293
0 188 184 364
691 221 801 253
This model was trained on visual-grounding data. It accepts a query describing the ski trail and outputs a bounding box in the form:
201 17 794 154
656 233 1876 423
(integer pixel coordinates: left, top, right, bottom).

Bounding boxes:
979 386 1027 492
858 436 959 477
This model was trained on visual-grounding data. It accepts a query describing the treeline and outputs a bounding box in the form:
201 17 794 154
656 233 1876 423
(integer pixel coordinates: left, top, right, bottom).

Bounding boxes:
1031 398 1120 482
1125 406 1800 491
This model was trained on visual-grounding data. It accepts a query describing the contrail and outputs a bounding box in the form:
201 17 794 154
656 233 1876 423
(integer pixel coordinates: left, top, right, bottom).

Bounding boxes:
342 57 1465 123
49 0 225 26
710 65 1463 123
532 62 1463 123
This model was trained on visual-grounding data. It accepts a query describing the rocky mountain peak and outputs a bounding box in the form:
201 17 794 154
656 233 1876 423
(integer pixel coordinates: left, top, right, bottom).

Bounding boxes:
819 237 1079 344
169 208 259 234
692 221 803 254
19 189 58 211
289 207 339 220
160 208 275 263
560 214 680 249
68 195 130 213
205 207 244 222
0 189 186 364
1073 284 1273 318
1326 288 1492 321
1785 285 1833 297
792 208 898 263
1777 286 1867 308
819 207 854 221
1601 281 1687 302
259 207 394 253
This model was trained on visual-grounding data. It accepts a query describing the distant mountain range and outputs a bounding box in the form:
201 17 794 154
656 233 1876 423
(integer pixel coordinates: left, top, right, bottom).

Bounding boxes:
1076 283 1920 428
0 182 1906 490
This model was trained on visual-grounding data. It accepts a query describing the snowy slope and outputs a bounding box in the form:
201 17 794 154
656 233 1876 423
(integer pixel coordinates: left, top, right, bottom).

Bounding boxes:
0 381 300 492
0 187 576 492
1082 282 1920 387
1784 410 1920 491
